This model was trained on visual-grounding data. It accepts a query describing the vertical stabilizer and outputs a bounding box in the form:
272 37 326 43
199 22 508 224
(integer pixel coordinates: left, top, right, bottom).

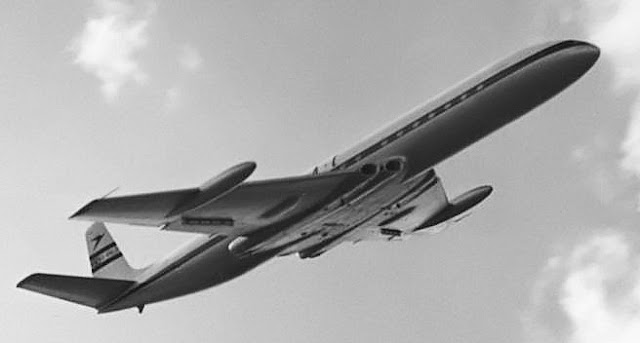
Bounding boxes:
86 223 140 280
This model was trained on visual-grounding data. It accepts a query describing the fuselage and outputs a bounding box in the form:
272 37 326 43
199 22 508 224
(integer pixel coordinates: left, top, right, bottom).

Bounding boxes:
99 40 599 313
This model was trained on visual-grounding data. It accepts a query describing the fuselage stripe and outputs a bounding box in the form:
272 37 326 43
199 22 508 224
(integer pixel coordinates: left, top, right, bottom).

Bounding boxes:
89 242 117 260
330 41 582 172
91 252 123 273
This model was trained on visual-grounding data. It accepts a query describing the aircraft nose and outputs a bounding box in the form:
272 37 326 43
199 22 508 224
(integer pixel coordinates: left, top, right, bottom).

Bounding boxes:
535 40 600 91
571 40 600 65
562 40 600 75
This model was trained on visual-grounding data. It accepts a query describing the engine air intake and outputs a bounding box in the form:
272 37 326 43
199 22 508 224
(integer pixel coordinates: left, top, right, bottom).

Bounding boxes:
359 163 379 176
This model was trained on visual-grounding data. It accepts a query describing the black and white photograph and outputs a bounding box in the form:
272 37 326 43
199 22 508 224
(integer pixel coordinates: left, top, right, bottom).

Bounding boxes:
2 1 638 342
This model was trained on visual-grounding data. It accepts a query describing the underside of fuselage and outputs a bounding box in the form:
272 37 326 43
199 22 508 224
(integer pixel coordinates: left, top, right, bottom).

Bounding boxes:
98 240 276 313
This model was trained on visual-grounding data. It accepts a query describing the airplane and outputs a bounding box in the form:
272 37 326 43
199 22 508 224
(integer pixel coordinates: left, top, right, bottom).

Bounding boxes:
18 40 600 314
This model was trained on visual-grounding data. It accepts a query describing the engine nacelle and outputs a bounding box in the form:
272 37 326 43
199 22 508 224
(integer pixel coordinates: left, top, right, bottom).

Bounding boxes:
415 185 492 231
166 161 257 218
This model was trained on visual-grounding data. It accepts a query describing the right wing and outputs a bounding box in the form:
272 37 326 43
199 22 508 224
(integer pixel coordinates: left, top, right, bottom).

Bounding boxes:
71 171 368 235
71 188 198 226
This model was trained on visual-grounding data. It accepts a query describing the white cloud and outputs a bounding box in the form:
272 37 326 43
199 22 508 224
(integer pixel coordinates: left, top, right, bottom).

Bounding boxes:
163 45 202 111
565 1 640 179
70 0 155 101
568 137 640 207
524 232 640 343
179 45 203 72
164 86 181 111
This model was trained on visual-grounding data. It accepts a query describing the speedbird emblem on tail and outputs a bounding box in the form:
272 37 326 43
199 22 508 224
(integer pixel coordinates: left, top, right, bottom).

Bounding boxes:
17 40 600 313
90 233 104 251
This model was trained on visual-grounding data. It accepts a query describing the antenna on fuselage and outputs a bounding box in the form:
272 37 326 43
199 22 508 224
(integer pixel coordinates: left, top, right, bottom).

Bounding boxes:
100 186 120 199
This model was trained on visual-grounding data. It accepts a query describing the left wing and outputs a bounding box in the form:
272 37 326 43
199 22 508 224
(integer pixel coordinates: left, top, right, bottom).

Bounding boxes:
275 169 491 259
278 171 447 258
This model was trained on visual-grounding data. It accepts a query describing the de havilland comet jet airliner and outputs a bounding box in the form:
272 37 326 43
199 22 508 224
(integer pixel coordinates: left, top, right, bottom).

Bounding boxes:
18 40 599 314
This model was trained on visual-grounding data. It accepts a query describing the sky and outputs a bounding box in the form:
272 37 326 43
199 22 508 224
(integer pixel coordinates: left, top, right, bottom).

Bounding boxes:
2 1 640 342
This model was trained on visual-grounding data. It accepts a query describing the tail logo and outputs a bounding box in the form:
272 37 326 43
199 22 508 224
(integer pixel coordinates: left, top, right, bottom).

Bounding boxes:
91 234 104 251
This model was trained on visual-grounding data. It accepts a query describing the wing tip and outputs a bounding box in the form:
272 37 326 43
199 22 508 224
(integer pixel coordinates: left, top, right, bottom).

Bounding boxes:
69 200 97 220
16 273 40 289
16 273 56 291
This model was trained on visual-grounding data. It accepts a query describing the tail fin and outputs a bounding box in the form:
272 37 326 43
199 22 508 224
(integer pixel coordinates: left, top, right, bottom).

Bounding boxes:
17 273 134 310
86 222 140 280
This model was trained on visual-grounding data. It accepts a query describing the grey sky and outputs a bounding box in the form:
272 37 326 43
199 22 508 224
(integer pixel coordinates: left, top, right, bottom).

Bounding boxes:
2 1 640 342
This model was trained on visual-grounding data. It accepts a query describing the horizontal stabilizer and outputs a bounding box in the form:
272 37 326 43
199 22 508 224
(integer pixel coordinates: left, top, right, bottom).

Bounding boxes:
17 273 134 309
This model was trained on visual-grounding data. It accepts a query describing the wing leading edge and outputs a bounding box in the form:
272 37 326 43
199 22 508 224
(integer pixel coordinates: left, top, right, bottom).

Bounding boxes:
71 170 369 235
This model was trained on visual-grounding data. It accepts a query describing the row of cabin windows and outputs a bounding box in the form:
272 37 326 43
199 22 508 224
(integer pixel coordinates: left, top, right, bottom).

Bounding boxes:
311 80 490 176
